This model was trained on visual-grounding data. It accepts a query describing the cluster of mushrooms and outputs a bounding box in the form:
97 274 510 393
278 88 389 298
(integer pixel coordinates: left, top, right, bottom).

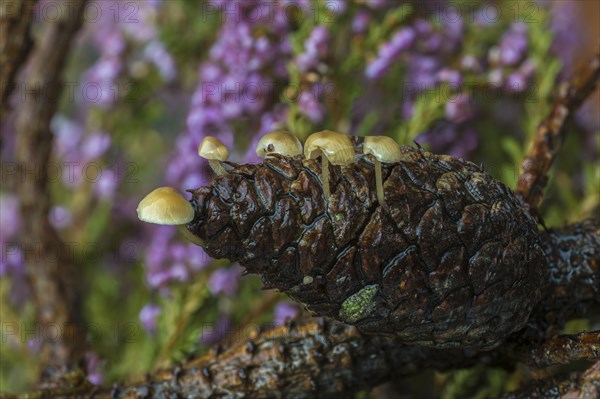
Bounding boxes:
137 130 404 234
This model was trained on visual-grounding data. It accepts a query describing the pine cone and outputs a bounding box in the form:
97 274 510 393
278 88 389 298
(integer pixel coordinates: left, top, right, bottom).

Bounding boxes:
187 146 547 350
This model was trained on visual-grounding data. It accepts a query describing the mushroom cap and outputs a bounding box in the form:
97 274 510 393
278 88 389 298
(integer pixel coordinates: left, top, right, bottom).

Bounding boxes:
256 130 303 158
198 136 229 161
137 187 195 225
363 136 403 163
304 130 355 165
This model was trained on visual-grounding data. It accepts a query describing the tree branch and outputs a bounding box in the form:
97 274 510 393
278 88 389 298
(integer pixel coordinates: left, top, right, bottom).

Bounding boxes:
0 0 38 121
8 219 598 397
501 361 600 399
14 0 88 387
515 53 600 211
533 220 600 330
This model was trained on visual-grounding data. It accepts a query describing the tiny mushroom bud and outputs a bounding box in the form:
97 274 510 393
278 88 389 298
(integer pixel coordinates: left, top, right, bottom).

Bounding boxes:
304 130 355 198
363 136 403 207
256 130 303 158
137 187 203 246
198 136 229 176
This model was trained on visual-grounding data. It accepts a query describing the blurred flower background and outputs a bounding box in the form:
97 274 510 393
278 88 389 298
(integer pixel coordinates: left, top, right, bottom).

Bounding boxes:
1 0 598 396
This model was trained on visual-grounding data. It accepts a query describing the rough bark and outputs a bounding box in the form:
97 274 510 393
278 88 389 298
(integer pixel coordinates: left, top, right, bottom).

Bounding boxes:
0 0 38 121
515 54 600 211
532 221 600 331
14 0 88 387
502 361 600 399
12 221 599 398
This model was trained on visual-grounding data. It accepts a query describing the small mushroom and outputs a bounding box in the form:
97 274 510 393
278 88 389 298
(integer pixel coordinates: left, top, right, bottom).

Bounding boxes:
198 136 229 176
137 187 203 246
363 136 403 207
304 130 355 198
256 130 303 158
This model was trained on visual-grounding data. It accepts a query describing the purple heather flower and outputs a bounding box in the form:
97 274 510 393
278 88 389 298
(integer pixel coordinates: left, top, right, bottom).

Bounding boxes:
298 90 326 123
461 55 481 72
365 58 389 80
85 352 104 385
208 265 242 296
200 314 231 345
445 93 474 123
325 0 347 15
139 303 162 333
94 169 119 200
274 302 299 325
365 27 415 80
296 25 330 73
498 22 528 66
488 69 504 86
505 72 528 93
437 68 463 88
143 41 177 82
548 0 584 76
366 0 390 9
352 10 371 34
49 206 72 229
51 115 83 157
81 132 111 161
27 338 42 354
0 194 20 239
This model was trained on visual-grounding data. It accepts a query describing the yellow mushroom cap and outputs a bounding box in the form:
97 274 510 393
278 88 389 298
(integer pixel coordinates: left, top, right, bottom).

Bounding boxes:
198 136 229 161
303 130 355 165
137 187 195 225
256 131 303 158
363 136 403 163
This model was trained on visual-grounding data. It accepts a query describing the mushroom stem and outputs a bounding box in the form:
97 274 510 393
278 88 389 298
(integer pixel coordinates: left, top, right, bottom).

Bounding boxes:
374 158 386 207
208 160 228 176
178 225 204 247
321 153 330 199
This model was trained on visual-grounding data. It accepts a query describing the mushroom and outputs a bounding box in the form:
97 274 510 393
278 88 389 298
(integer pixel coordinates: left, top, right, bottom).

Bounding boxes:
363 136 403 207
137 186 203 246
198 136 229 176
256 130 303 158
304 130 355 198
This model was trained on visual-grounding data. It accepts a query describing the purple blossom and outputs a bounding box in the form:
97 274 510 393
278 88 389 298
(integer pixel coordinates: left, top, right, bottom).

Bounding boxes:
352 10 371 34
139 303 162 333
505 72 528 93
437 68 463 87
445 93 474 123
0 194 20 239
143 41 177 82
81 132 112 161
49 206 72 229
51 115 83 157
94 169 119 200
365 27 415 80
274 302 299 325
296 26 330 73
208 265 242 296
200 314 231 345
498 22 528 66
85 352 104 385
298 91 326 123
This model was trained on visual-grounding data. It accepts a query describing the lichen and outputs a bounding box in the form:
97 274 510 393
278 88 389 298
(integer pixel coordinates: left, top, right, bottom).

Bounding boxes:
339 285 379 323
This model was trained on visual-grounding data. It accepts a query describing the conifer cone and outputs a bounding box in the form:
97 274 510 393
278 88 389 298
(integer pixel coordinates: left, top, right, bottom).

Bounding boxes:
187 146 547 350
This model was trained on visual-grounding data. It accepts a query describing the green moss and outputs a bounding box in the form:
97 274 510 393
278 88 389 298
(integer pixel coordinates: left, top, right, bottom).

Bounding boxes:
339 285 379 324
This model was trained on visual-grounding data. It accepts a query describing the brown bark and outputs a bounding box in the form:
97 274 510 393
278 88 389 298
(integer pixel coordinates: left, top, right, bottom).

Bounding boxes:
14 0 88 387
533 221 600 329
15 320 597 399
0 0 38 121
502 361 600 399
515 53 600 211
3 220 597 397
